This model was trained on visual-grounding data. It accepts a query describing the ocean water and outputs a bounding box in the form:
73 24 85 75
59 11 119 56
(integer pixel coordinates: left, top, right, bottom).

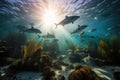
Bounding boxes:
0 0 120 80
0 0 120 51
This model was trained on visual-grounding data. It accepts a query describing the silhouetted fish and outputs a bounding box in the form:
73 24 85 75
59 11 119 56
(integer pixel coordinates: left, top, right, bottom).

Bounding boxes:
88 29 96 32
41 33 55 38
72 25 88 34
80 31 84 36
24 27 41 34
55 16 80 27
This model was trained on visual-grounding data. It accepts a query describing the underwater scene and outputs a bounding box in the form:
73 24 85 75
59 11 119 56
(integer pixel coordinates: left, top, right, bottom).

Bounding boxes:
0 0 120 80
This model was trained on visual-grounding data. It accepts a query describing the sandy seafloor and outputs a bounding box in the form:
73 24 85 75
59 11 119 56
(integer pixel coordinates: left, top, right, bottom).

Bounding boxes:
1 55 120 80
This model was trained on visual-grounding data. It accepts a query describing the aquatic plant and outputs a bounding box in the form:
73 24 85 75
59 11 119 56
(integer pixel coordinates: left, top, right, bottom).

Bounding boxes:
23 38 43 62
98 38 110 59
88 40 100 58
98 36 120 65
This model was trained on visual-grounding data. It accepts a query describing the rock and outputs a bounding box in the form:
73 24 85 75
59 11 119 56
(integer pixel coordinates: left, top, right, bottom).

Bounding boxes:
69 53 82 63
42 67 57 80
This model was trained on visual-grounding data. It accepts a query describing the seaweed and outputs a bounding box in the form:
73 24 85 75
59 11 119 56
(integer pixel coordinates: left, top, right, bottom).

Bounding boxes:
22 38 43 62
88 40 100 58
98 36 120 65
98 38 111 59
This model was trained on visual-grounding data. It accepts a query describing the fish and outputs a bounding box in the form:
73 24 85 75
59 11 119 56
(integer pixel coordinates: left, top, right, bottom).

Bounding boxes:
107 25 120 31
24 27 42 34
41 33 55 38
107 26 116 31
55 16 80 27
72 25 88 34
81 36 97 39
88 29 96 32
80 31 84 36
89 36 97 38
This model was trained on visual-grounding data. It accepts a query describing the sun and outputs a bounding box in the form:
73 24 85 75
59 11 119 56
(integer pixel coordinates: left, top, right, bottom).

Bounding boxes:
42 9 57 26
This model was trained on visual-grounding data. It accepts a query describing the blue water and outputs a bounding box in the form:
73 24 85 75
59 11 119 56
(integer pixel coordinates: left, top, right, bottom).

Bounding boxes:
0 0 120 52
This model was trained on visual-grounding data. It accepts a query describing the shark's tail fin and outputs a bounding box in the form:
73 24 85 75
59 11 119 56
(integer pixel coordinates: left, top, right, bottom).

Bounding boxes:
54 23 58 28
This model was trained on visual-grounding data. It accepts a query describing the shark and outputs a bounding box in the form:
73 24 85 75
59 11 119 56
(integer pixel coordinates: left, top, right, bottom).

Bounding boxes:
88 28 96 32
41 33 55 38
55 16 80 27
72 25 88 34
24 27 42 34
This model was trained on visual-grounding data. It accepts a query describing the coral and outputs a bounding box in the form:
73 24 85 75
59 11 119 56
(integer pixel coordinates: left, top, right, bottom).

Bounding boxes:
68 65 101 80
98 36 120 65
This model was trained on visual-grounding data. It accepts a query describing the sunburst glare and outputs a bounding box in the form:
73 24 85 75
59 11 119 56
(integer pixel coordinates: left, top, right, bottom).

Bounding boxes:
42 9 57 26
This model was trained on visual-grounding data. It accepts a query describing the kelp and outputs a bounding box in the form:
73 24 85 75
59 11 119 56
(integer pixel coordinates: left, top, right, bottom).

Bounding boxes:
98 38 111 59
98 36 120 65
23 38 43 61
